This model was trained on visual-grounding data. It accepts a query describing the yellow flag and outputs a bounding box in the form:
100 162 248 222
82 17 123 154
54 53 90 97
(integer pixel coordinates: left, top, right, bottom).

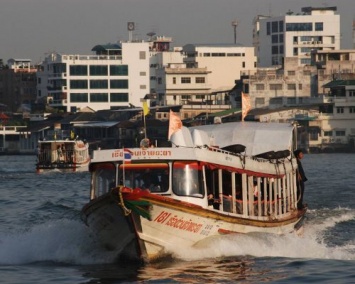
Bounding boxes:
143 101 149 116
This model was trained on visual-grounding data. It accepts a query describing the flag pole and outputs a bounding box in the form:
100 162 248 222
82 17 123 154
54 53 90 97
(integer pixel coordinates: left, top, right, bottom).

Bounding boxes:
143 111 147 139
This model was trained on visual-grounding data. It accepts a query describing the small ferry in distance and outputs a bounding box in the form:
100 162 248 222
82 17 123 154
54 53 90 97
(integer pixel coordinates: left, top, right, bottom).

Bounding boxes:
81 119 307 262
36 130 90 173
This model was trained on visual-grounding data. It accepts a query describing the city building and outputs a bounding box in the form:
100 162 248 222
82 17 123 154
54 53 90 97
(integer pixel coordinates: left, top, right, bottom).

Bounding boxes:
255 6 340 67
36 41 150 113
182 44 256 92
0 59 37 112
308 79 355 152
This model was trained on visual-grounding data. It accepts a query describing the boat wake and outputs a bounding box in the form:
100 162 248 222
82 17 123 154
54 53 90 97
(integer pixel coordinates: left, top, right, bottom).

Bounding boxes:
167 208 355 262
0 219 118 265
0 208 354 265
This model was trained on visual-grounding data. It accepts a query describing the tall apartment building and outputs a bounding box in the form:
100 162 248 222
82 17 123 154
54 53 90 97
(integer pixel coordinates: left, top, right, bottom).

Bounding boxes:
37 41 150 113
254 6 340 67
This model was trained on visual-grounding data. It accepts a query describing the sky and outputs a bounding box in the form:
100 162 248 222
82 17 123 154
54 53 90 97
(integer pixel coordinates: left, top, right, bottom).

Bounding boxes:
0 0 354 64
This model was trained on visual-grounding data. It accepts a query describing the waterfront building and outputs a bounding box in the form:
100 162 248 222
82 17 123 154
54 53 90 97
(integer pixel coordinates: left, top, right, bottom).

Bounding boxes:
254 6 340 67
0 59 37 112
182 44 256 92
308 79 355 152
36 41 150 113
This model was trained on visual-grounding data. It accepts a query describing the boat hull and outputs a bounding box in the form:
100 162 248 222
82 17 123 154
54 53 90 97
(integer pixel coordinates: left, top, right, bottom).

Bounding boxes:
82 188 306 262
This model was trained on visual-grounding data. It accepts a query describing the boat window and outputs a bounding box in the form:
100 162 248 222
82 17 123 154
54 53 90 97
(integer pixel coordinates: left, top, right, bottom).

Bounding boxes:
90 163 116 198
172 161 204 198
118 163 169 193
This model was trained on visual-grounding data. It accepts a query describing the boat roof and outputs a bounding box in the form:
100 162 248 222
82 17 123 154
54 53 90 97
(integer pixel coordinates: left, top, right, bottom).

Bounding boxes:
172 122 294 157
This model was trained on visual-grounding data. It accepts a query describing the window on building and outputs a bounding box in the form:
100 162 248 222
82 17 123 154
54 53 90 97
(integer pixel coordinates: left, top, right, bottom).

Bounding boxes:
110 80 128 89
70 93 88 102
157 78 162 84
270 84 282 91
350 107 355 113
272 35 278 44
349 90 355 97
70 65 88 76
255 84 265 91
299 84 302 90
315 22 323 31
181 95 191 100
90 93 108 102
139 51 146 60
90 65 108 76
140 85 146 89
293 48 298 56
110 93 129 102
335 130 346 136
90 80 108 89
110 65 128 76
300 58 311 65
287 84 296 90
324 131 332 136
336 107 344 114
288 71 296 76
196 95 205 99
272 21 278 33
38 90 41 97
242 62 245 68
286 23 312 31
70 80 88 89
140 71 146 76
195 77 205 83
173 77 176 84
181 77 191 84
272 46 279 55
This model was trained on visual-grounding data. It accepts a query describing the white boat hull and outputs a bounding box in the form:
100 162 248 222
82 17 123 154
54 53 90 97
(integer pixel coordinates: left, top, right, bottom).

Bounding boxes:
82 188 306 262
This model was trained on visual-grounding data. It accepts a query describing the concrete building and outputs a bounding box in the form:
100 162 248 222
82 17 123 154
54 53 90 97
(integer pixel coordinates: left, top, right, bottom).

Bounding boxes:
37 41 150 112
0 59 37 112
182 44 256 92
312 49 355 95
308 79 355 152
255 6 340 67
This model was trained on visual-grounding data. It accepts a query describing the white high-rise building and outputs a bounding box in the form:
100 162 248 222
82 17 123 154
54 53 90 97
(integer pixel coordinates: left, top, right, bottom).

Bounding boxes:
37 41 150 112
255 6 340 67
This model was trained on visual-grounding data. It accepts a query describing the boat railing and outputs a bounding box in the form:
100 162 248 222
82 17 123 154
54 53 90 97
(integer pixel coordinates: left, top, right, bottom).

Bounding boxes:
222 194 293 219
37 149 76 164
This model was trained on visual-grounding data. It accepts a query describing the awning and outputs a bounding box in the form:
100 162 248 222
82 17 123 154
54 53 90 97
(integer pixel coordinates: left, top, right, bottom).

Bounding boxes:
73 121 119 128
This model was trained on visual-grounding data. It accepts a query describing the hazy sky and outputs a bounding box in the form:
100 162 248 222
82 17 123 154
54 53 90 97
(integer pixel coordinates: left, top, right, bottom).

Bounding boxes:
1 0 354 63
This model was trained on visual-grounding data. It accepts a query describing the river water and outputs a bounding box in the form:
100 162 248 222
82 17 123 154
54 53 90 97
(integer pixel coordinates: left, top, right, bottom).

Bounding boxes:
0 154 355 283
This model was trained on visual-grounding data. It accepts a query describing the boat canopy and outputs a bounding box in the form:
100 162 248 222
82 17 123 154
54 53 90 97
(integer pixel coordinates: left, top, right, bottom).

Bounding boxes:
171 122 294 157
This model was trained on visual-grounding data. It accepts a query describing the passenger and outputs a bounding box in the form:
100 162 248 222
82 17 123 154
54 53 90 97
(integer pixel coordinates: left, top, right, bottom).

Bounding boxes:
57 145 63 162
294 149 308 209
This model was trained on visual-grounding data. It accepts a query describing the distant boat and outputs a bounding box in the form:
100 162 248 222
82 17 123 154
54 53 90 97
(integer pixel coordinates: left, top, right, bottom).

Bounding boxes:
36 130 90 173
81 121 306 262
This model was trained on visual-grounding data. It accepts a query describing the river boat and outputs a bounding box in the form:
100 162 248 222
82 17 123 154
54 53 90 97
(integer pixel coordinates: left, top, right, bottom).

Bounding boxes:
36 130 90 173
81 121 307 262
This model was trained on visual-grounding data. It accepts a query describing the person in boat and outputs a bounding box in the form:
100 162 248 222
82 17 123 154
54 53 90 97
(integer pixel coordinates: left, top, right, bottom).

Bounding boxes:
294 149 308 209
57 145 63 162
